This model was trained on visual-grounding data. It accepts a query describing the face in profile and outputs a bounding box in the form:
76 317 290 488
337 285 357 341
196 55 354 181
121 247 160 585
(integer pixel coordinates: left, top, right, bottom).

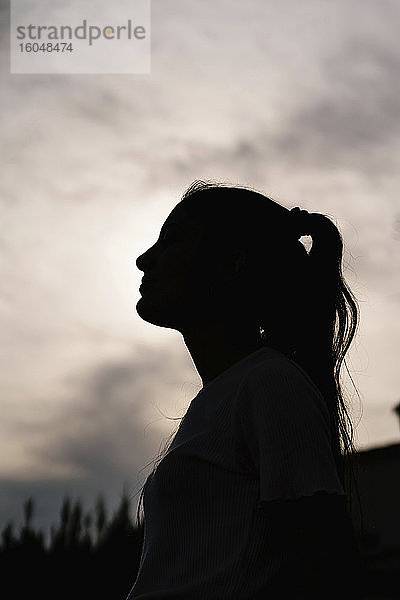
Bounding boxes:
135 203 217 332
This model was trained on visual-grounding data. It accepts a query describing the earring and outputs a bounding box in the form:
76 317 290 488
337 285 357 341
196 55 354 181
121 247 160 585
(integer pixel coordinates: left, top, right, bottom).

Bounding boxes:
259 325 267 341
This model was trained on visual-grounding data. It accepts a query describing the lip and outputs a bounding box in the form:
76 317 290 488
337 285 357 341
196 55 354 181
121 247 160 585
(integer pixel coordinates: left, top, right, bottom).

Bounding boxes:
139 276 155 293
141 275 154 285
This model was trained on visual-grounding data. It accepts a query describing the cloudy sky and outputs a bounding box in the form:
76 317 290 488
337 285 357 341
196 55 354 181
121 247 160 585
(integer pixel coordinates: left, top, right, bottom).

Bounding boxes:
1 0 400 531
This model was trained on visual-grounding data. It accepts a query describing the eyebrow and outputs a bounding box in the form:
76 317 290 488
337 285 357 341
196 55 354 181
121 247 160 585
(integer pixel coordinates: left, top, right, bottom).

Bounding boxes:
159 221 182 234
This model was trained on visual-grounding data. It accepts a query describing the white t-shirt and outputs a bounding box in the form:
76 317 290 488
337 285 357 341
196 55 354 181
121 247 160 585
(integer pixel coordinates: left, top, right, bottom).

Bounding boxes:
127 345 345 599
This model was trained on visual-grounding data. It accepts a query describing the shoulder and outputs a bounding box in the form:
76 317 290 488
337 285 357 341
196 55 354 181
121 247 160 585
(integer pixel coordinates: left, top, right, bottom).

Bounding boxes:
243 354 320 392
234 355 331 429
238 354 320 402
244 354 303 384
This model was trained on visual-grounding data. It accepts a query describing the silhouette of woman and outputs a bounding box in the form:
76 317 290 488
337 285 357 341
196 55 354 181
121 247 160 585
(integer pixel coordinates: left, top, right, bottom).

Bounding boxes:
127 180 365 599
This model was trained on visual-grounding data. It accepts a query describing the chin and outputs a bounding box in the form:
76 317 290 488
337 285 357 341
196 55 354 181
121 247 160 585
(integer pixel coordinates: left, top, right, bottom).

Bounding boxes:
135 296 181 330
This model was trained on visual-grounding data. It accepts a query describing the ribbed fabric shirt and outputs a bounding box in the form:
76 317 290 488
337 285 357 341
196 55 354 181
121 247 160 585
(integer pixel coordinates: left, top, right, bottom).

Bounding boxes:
127 345 345 599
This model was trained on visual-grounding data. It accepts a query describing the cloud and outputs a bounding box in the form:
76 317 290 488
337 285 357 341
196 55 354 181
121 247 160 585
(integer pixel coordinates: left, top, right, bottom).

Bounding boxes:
26 342 198 474
0 342 200 531
272 37 400 176
154 36 400 185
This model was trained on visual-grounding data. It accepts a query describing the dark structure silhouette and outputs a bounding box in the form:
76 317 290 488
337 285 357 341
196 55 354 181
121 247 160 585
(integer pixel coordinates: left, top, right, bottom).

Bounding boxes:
349 403 400 598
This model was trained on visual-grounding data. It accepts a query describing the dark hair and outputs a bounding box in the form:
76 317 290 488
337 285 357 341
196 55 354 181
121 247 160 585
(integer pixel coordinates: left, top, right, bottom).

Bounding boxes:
135 179 362 529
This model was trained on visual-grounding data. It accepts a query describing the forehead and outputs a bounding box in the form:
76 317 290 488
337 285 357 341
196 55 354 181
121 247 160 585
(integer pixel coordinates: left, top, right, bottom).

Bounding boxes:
163 204 202 233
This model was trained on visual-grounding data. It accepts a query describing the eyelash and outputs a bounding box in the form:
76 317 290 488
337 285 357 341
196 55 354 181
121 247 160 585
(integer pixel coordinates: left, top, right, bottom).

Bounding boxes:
160 231 176 244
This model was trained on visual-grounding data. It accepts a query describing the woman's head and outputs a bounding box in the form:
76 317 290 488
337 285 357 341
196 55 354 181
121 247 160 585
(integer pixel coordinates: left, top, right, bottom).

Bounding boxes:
136 181 310 350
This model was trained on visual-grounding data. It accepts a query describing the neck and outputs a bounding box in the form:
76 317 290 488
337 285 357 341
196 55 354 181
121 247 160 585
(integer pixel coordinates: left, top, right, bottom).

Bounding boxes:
181 319 266 386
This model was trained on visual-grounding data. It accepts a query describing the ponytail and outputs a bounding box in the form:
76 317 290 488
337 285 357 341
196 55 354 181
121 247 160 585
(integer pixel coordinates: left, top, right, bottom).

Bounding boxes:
285 208 361 511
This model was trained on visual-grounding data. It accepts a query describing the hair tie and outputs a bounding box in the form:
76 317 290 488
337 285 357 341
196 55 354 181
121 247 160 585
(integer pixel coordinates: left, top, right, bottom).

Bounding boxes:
289 206 312 238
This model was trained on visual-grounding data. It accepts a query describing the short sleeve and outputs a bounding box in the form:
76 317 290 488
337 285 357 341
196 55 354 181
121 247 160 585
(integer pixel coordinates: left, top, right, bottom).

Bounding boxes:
234 358 345 503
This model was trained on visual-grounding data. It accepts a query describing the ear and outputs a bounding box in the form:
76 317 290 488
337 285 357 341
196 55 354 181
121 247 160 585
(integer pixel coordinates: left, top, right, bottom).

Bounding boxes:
220 248 247 284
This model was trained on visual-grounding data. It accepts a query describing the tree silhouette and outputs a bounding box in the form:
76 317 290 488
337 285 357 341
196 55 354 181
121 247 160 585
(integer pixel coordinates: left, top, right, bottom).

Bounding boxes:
0 489 144 600
1 486 397 598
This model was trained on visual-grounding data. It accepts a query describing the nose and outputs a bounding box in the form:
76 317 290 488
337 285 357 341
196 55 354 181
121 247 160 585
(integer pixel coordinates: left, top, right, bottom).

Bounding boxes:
135 245 154 273
135 253 146 272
